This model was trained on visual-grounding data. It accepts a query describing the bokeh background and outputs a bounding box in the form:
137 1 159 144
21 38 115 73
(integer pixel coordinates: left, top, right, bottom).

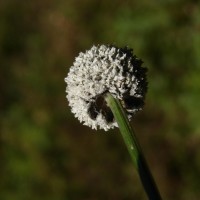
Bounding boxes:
0 0 200 199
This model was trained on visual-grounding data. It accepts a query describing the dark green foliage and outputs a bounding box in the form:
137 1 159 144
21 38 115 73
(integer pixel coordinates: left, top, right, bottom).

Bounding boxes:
0 0 200 199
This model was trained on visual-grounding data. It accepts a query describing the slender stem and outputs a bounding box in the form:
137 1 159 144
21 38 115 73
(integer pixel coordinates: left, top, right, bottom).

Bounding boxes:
105 93 162 200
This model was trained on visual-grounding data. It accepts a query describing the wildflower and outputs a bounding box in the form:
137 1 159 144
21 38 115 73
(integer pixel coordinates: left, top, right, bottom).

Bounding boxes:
65 45 147 130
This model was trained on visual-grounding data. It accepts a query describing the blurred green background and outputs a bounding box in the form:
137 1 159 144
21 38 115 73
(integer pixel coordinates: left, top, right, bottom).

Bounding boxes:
0 0 200 199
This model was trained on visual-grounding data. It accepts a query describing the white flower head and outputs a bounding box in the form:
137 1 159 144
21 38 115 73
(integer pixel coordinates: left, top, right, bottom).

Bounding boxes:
65 45 147 131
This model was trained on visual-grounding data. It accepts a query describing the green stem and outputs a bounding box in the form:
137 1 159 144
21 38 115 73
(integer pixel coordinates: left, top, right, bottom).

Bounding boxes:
105 93 162 200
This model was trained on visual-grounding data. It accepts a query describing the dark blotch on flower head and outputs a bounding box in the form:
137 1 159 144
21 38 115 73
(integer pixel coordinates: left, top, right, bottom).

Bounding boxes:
65 44 148 130
88 93 114 123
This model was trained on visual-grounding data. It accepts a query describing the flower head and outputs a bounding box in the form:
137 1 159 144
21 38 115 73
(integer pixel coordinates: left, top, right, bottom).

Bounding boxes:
65 45 147 131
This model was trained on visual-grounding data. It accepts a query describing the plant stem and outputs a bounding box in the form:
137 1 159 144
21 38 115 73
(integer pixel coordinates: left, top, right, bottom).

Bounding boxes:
105 93 162 200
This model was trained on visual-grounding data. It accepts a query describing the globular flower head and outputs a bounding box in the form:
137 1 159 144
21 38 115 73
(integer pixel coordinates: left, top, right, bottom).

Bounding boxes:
65 45 147 131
